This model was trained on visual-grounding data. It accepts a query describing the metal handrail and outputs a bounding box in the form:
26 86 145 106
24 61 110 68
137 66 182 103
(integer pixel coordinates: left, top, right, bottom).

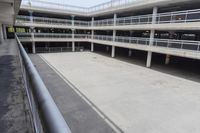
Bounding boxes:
16 15 91 27
16 8 200 27
15 34 72 133
16 33 200 52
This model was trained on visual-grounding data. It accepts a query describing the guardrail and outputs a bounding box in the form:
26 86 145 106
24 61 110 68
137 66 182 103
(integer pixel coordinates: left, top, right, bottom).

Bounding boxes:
17 33 90 39
107 8 200 26
16 8 200 27
36 47 84 53
93 35 200 52
16 16 91 27
15 34 72 133
16 33 200 52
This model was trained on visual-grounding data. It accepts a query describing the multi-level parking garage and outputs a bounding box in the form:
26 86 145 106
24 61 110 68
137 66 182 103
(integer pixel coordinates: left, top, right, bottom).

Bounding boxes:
1 0 200 133
14 0 200 67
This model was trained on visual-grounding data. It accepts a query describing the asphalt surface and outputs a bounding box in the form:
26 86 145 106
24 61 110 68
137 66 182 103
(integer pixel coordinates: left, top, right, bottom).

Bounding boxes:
0 40 32 133
29 54 116 133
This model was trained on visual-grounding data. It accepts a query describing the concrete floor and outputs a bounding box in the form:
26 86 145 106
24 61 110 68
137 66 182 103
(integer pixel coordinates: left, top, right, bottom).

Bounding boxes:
30 54 116 133
40 52 200 133
0 40 32 133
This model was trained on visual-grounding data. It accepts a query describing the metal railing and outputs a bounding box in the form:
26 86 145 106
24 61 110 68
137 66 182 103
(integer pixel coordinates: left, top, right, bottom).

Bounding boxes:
15 34 72 133
93 35 200 52
17 33 200 52
16 16 91 27
117 8 200 25
94 19 114 26
157 9 200 24
16 8 200 27
36 47 84 53
17 32 90 39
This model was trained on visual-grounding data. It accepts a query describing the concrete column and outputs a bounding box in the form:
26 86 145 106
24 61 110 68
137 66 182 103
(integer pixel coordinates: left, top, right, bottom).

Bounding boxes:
146 52 152 68
146 7 158 68
31 28 35 53
112 30 116 58
32 41 36 54
111 14 117 58
91 17 94 52
72 42 75 52
128 49 132 56
113 13 117 26
0 24 3 44
72 29 75 52
29 11 33 23
71 15 75 52
3 24 7 40
91 43 94 52
111 46 115 58
165 55 171 65
29 11 36 53
71 15 75 27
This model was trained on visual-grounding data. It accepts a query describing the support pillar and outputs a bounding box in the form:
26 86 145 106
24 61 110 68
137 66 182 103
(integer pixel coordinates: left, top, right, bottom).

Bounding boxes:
146 52 152 68
146 7 158 68
111 46 115 58
110 14 117 58
165 55 170 65
0 24 3 44
71 15 75 52
32 42 36 54
3 24 7 40
112 30 116 58
91 43 94 52
72 42 75 52
91 17 94 52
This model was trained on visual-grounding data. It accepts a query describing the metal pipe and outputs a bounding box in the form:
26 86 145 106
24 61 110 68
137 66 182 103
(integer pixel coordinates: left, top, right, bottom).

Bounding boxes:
15 34 72 133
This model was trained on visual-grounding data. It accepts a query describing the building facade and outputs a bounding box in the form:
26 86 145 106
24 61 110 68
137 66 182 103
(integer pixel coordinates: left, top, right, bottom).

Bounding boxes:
14 0 200 67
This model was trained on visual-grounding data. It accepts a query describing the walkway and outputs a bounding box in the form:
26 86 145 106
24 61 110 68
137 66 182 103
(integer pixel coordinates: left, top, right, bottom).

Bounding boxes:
0 40 32 133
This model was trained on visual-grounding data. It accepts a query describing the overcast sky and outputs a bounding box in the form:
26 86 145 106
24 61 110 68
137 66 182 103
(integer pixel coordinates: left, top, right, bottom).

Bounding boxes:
41 0 110 7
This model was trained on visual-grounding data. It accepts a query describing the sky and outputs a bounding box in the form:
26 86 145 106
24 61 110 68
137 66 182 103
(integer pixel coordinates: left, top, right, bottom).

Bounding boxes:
41 0 110 8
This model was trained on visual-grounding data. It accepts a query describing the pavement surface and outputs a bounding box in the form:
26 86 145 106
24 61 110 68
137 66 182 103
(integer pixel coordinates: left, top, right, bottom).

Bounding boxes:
39 52 200 133
0 40 32 133
30 54 116 133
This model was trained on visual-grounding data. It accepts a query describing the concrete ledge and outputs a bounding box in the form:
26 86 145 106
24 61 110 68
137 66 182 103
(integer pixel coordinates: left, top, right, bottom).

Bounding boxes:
15 22 200 31
19 38 200 60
